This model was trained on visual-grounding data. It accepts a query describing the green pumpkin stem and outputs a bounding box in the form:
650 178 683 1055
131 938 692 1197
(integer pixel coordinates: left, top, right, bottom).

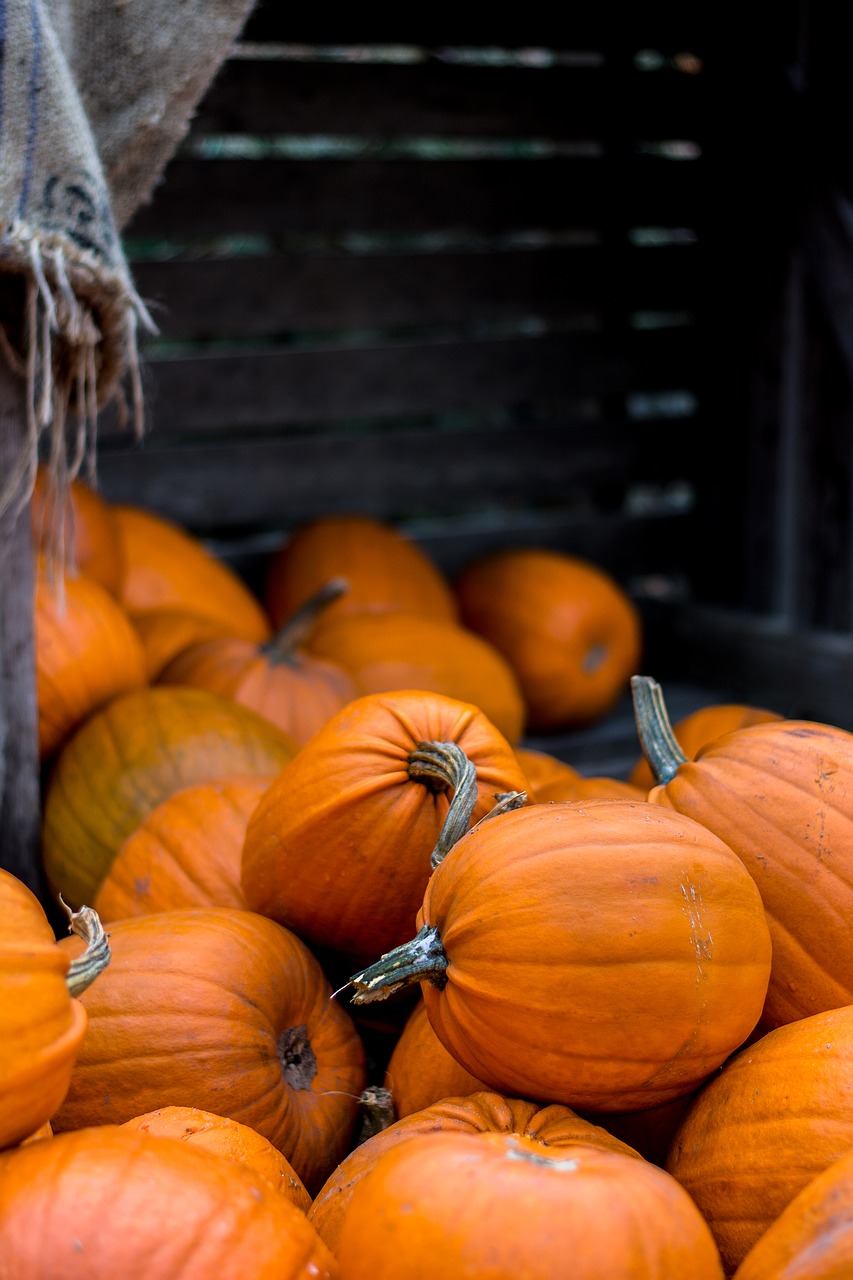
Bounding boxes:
61 897 111 996
630 674 688 785
349 924 448 1004
261 576 349 664
408 741 479 869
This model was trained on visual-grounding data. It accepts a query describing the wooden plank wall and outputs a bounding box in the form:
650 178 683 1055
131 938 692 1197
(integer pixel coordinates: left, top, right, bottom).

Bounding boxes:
92 5 713 619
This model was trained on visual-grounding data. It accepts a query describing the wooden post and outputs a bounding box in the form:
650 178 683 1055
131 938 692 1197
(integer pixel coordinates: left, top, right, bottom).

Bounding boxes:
0 356 42 897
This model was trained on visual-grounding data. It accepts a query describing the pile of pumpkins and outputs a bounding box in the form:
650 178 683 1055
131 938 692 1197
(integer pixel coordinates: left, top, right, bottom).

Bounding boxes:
5 469 853 1276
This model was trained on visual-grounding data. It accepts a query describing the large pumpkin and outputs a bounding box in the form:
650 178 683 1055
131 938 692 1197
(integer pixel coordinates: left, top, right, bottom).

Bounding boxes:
455 546 643 729
41 685 297 909
309 1090 642 1257
335 1131 724 1279
51 907 366 1195
665 1004 853 1275
264 513 458 627
93 775 270 921
0 1125 336 1278
0 870 108 1150
242 689 528 958
634 675 853 1027
350 799 772 1112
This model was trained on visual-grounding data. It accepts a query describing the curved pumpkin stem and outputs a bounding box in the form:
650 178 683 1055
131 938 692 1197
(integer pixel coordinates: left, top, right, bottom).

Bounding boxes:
60 897 111 997
630 675 688 785
261 576 349 664
349 924 448 1004
356 1087 396 1144
408 741 479 870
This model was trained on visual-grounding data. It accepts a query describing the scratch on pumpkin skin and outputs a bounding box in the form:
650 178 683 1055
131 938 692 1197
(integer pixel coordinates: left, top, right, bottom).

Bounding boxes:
680 878 713 974
813 765 835 861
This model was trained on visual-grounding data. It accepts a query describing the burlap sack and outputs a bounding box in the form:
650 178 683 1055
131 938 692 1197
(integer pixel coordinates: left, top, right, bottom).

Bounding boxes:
0 0 257 517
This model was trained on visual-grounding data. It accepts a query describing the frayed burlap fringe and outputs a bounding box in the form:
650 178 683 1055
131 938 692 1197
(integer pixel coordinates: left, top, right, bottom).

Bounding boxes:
0 221 157 566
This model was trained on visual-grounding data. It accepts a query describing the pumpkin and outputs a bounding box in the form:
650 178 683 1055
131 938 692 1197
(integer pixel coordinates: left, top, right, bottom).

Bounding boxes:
455 546 643 730
242 689 528 958
384 998 486 1119
0 1125 336 1278
309 1090 642 1257
634 675 853 1027
629 700 785 790
335 1131 724 1279
350 799 772 1112
35 564 147 759
41 685 297 909
112 503 272 641
306 610 526 745
122 1106 311 1212
93 775 270 921
160 580 360 746
0 870 109 1150
733 1146 853 1280
132 607 236 681
665 1004 853 1276
51 907 366 1195
513 746 584 797
535 771 646 803
264 512 458 628
31 465 123 594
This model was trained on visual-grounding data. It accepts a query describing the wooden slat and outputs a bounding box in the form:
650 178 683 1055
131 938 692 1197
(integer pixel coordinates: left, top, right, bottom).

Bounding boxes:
113 329 699 437
126 156 707 241
130 246 701 341
192 58 705 142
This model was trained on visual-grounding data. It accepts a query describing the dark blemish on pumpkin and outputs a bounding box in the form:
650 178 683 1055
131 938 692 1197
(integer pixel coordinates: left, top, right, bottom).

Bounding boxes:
582 643 608 674
278 1024 318 1091
133 875 151 896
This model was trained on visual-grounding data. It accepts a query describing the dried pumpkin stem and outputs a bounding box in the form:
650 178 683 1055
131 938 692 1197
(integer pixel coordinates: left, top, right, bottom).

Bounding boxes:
262 576 350 663
60 896 111 996
630 674 688 785
408 740 479 869
349 924 448 1004
356 1087 396 1144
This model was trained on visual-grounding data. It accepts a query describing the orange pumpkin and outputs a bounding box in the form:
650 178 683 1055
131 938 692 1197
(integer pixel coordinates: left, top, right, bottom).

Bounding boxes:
52 907 366 1195
41 685 297 909
384 998 486 1119
113 504 271 641
335 1132 724 1279
309 1090 642 1257
515 747 645 803
31 466 123 594
0 870 108 1150
132 607 236 681
35 565 147 759
455 547 643 730
350 799 772 1112
306 610 526 745
160 580 359 746
242 689 528 958
122 1106 311 1211
93 775 270 921
264 513 458 627
665 1005 853 1275
635 675 853 1027
0 1125 336 1278
629 700 785 790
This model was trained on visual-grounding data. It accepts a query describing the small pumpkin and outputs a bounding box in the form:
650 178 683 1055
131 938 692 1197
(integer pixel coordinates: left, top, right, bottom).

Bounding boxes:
350 799 772 1112
264 512 458 627
0 870 109 1150
0 1125 336 1278
52 906 367 1195
93 774 270 921
35 564 147 759
241 689 528 958
384 998 486 1119
132 607 236 682
121 1106 311 1211
628 700 784 790
455 546 643 730
160 579 360 746
335 1131 725 1279
41 685 297 909
309 1090 642 1257
31 465 123 594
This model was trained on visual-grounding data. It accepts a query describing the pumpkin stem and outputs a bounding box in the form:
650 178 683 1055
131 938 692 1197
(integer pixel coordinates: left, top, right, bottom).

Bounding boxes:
60 896 111 996
349 924 448 1004
408 741 479 869
630 675 688 784
261 576 349 664
356 1086 396 1144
